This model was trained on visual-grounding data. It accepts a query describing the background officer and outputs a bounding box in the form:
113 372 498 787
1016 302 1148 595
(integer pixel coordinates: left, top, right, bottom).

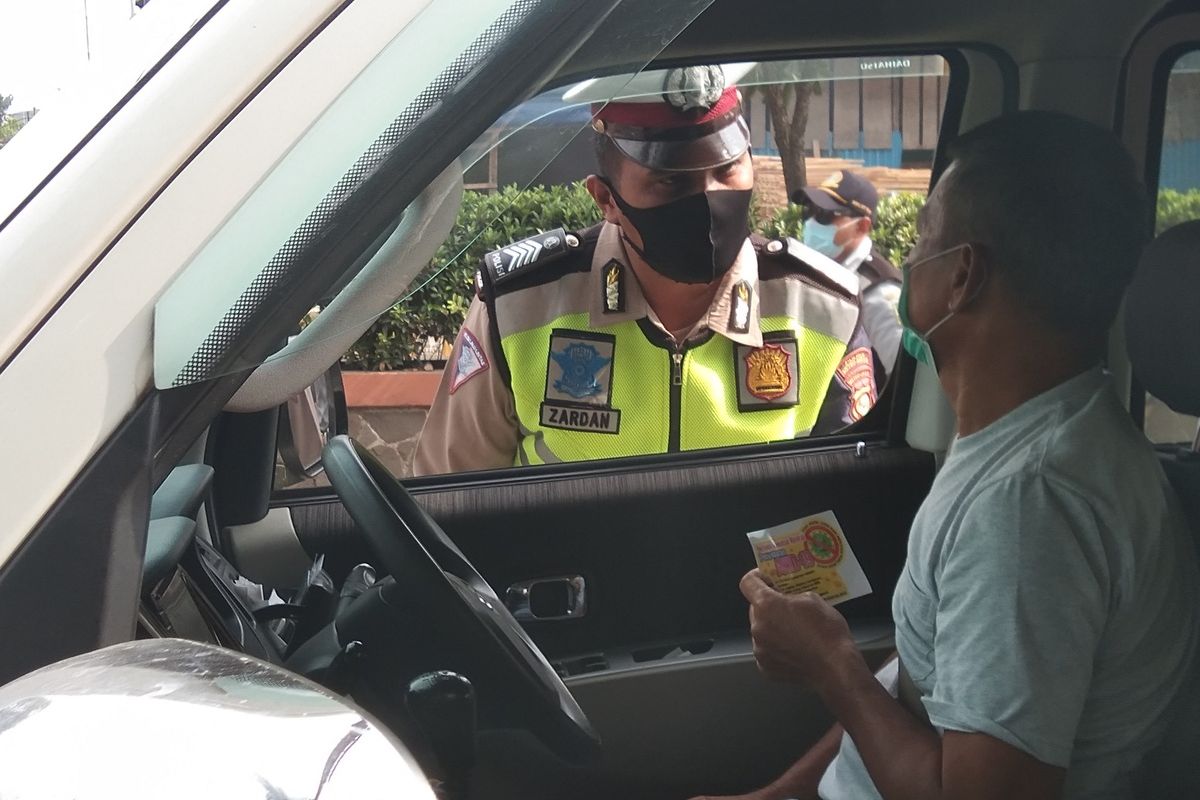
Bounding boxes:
414 67 875 475
795 171 904 376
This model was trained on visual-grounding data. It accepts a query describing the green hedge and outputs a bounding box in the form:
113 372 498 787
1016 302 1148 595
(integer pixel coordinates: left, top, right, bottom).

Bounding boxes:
342 183 602 370
344 184 1200 369
1157 188 1200 235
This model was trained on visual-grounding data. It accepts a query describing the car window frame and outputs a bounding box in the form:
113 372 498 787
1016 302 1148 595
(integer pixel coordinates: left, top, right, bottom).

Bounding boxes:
1119 10 1200 436
269 44 1000 503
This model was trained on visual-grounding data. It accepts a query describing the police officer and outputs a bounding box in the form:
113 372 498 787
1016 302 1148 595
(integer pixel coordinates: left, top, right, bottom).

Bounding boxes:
414 66 876 475
795 171 904 376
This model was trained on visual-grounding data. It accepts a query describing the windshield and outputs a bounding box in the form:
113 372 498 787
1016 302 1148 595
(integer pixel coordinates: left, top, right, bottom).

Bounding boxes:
152 0 717 388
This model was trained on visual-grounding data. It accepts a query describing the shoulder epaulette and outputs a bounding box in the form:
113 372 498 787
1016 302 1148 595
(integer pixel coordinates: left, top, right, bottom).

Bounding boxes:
477 224 601 299
753 234 859 300
484 228 579 285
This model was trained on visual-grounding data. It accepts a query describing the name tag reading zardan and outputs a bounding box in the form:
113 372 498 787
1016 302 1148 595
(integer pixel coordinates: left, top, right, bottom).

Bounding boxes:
747 510 872 605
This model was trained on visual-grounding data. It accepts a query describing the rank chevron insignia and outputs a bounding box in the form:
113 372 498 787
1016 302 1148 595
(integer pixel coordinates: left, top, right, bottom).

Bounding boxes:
502 239 543 272
484 228 573 286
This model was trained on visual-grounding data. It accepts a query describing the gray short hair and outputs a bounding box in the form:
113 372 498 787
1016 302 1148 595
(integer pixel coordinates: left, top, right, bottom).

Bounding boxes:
942 111 1149 335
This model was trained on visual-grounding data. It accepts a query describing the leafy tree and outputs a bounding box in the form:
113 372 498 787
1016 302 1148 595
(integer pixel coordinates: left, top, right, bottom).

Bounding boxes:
0 93 34 149
870 192 926 266
741 62 829 199
1156 188 1200 234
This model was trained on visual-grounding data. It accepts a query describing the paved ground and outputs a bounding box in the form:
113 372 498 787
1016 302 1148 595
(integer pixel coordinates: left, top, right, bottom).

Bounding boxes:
274 408 429 491
348 408 429 478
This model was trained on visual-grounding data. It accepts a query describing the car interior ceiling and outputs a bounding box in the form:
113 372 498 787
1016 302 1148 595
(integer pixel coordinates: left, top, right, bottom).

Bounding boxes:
662 0 1170 60
130 0 1200 797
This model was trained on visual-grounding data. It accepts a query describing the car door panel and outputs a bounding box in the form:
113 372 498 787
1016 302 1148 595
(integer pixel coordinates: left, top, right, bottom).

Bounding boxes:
284 439 929 796
288 442 932 660
565 625 895 797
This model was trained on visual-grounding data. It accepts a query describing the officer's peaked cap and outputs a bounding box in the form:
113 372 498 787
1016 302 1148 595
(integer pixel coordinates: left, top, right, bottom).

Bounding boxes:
587 65 752 172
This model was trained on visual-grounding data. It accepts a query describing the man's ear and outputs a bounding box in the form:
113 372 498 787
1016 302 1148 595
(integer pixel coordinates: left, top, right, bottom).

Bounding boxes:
948 243 988 312
586 174 622 225
857 217 873 237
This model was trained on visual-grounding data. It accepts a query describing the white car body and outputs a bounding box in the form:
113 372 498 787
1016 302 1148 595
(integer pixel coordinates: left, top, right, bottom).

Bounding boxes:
0 0 452 564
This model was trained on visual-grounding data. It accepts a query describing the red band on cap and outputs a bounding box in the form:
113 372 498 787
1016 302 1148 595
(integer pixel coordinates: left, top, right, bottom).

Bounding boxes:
594 86 740 130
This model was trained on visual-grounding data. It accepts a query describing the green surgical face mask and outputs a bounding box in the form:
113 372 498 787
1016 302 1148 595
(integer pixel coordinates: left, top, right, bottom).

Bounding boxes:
898 244 971 371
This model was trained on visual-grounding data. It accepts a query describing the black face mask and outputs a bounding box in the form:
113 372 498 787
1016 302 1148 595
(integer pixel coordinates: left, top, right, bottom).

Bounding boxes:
602 178 753 285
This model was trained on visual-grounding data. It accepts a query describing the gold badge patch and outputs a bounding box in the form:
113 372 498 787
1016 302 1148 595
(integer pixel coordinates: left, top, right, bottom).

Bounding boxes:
835 347 877 422
745 344 792 401
729 280 751 334
602 259 625 313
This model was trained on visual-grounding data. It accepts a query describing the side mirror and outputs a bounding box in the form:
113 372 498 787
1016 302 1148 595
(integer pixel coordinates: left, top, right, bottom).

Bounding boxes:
278 362 349 480
0 639 435 799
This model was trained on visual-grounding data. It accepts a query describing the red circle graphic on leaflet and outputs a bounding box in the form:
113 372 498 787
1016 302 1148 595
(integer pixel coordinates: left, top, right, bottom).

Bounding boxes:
804 521 843 567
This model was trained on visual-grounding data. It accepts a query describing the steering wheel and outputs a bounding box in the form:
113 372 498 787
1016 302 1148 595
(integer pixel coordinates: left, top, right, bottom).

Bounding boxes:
321 435 601 764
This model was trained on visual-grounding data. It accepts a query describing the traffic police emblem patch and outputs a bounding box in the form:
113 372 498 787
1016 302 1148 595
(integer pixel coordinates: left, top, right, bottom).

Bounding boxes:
550 341 610 399
449 329 489 394
835 346 876 422
541 330 620 434
734 334 800 411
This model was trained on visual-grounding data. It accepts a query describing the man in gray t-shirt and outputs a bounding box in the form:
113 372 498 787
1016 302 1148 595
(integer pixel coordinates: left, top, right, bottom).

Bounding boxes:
695 112 1200 800
817 368 1198 800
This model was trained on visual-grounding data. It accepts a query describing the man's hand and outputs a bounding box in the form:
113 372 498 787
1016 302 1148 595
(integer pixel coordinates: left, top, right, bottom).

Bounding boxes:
740 569 862 690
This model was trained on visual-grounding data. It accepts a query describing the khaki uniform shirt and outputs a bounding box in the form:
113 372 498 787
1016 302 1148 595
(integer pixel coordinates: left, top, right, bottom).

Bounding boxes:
415 222 866 476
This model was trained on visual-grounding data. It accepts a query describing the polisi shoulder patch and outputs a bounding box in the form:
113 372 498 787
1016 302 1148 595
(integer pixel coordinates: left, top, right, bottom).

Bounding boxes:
756 235 858 300
835 346 876 422
449 328 489 394
483 228 577 287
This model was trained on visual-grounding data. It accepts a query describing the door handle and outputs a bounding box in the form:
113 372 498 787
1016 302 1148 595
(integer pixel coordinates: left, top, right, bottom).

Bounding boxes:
505 575 586 621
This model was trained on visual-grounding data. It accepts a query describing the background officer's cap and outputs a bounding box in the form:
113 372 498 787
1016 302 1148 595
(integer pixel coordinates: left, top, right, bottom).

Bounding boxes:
792 170 879 219
587 65 752 172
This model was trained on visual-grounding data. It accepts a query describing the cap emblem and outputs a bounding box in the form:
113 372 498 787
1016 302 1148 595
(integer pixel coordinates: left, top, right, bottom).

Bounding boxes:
821 171 844 189
661 65 726 114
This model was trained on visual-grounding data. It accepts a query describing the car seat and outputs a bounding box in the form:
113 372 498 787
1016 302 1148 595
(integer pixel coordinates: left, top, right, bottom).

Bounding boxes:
1124 219 1200 797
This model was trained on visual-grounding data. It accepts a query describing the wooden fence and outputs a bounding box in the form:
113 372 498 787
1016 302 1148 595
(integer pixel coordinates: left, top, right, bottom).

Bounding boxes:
753 155 930 216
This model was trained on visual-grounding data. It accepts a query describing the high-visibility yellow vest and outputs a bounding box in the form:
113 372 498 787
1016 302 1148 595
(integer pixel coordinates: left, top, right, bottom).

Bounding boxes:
478 226 862 466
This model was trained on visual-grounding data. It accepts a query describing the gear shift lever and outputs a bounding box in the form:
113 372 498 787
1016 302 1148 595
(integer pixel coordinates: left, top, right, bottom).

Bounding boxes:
405 671 477 799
